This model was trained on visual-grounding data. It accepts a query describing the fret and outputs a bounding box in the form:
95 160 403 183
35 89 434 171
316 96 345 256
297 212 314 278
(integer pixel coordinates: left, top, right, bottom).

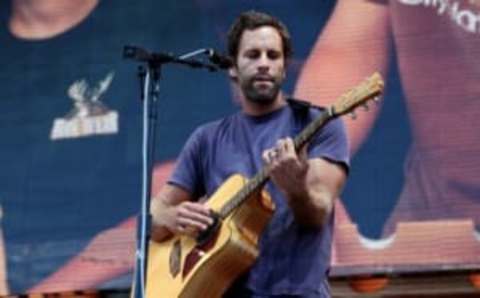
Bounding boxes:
293 108 332 150
219 168 268 218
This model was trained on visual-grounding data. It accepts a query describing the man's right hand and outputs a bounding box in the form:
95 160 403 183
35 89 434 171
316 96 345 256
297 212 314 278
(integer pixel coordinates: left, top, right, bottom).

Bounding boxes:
151 180 214 241
163 201 214 237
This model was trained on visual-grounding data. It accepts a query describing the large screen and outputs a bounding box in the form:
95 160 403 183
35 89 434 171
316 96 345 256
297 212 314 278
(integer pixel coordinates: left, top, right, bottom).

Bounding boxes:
0 0 479 294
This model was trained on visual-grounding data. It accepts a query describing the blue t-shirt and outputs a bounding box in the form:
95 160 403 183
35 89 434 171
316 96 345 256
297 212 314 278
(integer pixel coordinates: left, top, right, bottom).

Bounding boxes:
169 103 349 297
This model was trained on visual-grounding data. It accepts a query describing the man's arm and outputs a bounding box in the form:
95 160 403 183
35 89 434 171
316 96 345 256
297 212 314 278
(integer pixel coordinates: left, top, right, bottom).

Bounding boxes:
294 0 391 154
150 184 212 242
290 157 347 227
263 138 347 228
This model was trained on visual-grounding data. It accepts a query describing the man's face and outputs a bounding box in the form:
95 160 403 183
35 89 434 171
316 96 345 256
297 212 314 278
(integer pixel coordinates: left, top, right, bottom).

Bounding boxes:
231 26 286 106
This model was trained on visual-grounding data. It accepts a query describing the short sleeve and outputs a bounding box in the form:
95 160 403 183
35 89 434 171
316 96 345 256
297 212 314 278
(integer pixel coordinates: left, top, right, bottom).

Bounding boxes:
168 127 207 198
308 116 350 175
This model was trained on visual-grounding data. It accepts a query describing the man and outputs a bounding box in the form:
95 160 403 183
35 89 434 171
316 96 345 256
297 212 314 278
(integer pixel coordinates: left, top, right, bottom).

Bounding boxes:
151 11 349 297
294 0 480 237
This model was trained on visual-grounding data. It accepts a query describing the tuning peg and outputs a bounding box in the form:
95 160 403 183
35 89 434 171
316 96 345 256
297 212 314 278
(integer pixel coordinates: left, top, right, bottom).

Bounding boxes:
350 111 357 120
373 96 381 105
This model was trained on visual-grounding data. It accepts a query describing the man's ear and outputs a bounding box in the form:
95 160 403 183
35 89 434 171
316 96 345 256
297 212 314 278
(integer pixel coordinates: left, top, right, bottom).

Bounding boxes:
229 66 238 82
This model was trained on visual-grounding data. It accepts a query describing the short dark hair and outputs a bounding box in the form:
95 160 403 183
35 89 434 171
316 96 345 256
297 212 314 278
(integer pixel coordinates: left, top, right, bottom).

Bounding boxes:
227 11 293 65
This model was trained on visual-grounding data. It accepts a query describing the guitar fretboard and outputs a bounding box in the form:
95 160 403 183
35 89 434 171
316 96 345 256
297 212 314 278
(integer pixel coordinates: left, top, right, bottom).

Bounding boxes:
218 107 334 219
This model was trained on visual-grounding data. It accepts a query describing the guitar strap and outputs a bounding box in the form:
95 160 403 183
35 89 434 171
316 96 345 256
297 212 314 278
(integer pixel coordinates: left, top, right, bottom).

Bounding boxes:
287 99 337 273
286 98 324 136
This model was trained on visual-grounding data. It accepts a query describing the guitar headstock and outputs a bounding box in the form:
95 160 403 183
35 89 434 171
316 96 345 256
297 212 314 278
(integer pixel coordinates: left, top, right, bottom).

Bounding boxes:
331 72 384 117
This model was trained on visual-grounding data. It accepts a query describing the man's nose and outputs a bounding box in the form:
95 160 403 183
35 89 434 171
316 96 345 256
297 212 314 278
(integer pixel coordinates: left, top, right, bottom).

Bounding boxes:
257 55 270 73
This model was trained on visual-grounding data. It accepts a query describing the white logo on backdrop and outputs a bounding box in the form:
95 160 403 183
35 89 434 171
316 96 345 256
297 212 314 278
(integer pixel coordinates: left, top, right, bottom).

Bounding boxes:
50 71 119 140
397 0 480 33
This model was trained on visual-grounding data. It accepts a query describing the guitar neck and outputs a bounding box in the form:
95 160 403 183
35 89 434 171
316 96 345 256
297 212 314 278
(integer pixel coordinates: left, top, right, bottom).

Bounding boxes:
217 71 385 219
218 107 335 219
293 107 333 151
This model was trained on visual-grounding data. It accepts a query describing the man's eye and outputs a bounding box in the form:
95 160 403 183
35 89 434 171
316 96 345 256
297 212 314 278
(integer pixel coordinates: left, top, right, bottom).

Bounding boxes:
246 51 260 59
268 51 281 59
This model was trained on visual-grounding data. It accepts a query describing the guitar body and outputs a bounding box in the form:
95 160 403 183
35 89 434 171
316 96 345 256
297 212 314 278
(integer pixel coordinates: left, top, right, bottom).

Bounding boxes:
146 174 274 298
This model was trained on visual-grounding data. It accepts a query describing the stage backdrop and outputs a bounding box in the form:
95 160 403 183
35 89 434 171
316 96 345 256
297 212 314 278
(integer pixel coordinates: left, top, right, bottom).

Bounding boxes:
0 0 479 294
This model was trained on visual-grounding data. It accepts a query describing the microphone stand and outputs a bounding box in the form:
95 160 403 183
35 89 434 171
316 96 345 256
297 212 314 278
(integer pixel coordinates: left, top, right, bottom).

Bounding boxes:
124 46 218 298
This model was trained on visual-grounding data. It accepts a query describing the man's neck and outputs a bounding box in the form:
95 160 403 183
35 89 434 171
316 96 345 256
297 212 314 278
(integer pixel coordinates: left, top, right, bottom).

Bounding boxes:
242 93 287 117
9 0 98 40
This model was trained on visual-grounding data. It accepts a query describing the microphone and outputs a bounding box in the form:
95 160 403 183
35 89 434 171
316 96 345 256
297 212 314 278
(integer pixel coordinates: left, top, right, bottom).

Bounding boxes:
207 49 233 69
124 45 224 71
123 45 175 63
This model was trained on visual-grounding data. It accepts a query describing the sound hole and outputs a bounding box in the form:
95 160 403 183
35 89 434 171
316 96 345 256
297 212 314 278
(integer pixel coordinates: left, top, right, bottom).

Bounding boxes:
182 212 221 278
169 239 181 278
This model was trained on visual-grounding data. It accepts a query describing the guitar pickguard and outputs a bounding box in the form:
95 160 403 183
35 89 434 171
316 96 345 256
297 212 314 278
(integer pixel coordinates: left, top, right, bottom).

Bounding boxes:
169 239 182 278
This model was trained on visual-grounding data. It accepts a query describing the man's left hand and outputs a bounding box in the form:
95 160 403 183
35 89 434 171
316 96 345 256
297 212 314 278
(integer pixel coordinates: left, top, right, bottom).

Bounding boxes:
262 137 309 199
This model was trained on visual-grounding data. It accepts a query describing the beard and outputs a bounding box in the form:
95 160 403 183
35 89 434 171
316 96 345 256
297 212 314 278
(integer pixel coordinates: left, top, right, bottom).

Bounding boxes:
240 75 282 106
